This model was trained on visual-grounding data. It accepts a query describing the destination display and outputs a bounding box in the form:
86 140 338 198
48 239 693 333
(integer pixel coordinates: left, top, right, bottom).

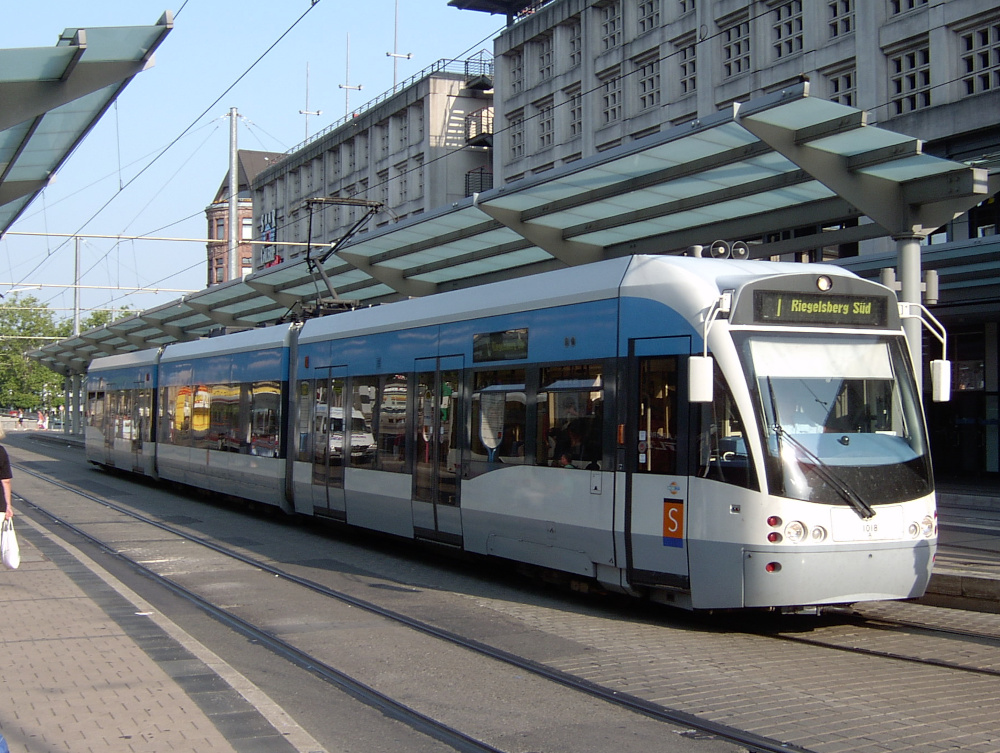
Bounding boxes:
473 328 529 362
753 290 888 327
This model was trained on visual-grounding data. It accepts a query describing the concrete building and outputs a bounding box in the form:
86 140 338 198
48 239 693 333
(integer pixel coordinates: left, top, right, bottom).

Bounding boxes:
481 0 999 252
206 150 284 285
453 0 1000 478
251 56 494 273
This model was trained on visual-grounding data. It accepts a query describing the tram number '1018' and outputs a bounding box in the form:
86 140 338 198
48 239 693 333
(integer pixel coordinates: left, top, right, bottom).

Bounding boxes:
662 500 684 547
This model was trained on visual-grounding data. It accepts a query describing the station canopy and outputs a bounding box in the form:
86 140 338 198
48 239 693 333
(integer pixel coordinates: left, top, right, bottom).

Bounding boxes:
0 13 172 237
27 82 992 377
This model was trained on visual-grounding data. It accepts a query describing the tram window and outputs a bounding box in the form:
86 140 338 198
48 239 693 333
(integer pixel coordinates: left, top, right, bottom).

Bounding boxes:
249 380 281 458
350 377 377 466
87 391 104 430
119 390 136 441
162 385 193 446
376 374 408 473
636 357 678 475
157 386 173 444
470 369 526 475
136 387 153 443
295 380 313 462
191 384 212 449
698 364 758 490
206 384 240 452
537 364 604 469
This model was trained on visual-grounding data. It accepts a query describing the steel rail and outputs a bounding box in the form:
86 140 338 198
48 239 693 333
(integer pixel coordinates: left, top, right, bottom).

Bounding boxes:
16 461 814 753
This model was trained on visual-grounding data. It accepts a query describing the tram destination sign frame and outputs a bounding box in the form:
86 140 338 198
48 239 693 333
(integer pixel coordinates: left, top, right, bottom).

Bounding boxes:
753 290 889 327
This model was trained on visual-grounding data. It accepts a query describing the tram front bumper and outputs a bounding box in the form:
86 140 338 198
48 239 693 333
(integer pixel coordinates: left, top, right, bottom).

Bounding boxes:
741 541 936 608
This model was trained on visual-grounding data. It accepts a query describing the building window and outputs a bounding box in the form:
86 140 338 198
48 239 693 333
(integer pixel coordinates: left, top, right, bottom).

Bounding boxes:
508 110 525 159
889 42 931 114
722 18 751 78
960 19 1000 96
413 154 424 199
635 53 661 110
538 35 553 81
568 21 582 68
600 1 622 51
509 48 524 94
679 0 695 13
397 111 408 149
638 0 660 34
241 217 253 240
677 35 697 94
345 140 355 173
395 162 408 204
566 85 582 138
535 97 554 150
379 121 390 158
214 217 225 240
773 1 803 59
599 67 622 124
376 171 388 207
828 0 853 38
889 0 927 15
827 67 856 106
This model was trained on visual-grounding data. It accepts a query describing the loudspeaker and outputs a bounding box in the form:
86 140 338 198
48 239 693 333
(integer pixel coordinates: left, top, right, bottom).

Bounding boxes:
709 240 730 259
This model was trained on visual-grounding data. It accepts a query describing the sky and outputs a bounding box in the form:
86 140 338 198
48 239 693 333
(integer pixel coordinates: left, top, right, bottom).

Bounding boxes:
0 1 505 324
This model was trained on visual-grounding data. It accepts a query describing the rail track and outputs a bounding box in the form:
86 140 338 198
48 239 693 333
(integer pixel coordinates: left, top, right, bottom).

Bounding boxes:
12 439 1000 753
14 459 806 753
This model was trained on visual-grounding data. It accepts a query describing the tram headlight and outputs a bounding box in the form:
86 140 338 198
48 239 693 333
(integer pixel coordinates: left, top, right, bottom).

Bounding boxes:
908 522 921 538
809 526 827 543
920 515 936 538
784 521 807 543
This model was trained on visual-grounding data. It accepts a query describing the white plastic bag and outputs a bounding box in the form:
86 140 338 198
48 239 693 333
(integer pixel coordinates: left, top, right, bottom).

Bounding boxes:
1 519 19 570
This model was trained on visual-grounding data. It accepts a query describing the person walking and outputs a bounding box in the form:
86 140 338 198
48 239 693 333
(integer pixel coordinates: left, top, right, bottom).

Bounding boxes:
0 425 13 521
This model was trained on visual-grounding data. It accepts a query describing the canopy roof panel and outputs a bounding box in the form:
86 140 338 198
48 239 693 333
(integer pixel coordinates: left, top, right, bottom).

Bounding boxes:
0 13 172 236
28 83 992 376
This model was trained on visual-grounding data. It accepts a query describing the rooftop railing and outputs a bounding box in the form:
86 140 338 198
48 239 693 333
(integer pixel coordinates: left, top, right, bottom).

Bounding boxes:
286 53 494 155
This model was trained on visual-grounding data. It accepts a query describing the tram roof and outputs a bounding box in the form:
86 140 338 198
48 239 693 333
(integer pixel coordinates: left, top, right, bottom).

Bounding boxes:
25 82 996 377
0 14 172 238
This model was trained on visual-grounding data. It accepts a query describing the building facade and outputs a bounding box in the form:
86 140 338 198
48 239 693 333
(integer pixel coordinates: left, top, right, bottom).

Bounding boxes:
475 0 999 479
206 150 284 286
489 0 999 248
250 57 494 273
490 1 998 173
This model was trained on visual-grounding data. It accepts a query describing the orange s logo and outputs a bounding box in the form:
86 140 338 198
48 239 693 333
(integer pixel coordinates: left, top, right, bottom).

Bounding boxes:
662 500 684 548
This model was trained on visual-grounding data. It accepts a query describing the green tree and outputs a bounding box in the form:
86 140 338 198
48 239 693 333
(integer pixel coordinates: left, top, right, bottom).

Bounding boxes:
79 307 133 332
0 293 67 411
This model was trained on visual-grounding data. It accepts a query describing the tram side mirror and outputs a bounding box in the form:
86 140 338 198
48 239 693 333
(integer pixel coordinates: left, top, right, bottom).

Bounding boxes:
689 356 715 403
930 359 951 402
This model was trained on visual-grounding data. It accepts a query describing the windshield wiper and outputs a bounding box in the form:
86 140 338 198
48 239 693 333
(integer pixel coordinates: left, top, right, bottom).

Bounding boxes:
772 424 875 519
765 377 874 520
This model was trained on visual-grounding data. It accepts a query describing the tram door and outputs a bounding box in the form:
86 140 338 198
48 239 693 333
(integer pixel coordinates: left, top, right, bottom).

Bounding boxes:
412 356 463 545
312 368 347 518
624 337 691 588
131 384 152 474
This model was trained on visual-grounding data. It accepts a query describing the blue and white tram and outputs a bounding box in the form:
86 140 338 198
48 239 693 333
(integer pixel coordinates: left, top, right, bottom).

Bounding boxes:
85 255 941 610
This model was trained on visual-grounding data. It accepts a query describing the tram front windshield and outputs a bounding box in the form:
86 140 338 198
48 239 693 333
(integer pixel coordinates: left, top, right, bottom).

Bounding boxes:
739 333 932 506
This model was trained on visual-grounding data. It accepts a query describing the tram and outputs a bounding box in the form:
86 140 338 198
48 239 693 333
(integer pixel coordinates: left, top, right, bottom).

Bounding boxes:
85 255 944 610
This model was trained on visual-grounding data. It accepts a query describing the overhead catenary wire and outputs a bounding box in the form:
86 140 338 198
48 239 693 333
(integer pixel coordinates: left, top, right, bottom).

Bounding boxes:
11 3 985 324
11 0 328 297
